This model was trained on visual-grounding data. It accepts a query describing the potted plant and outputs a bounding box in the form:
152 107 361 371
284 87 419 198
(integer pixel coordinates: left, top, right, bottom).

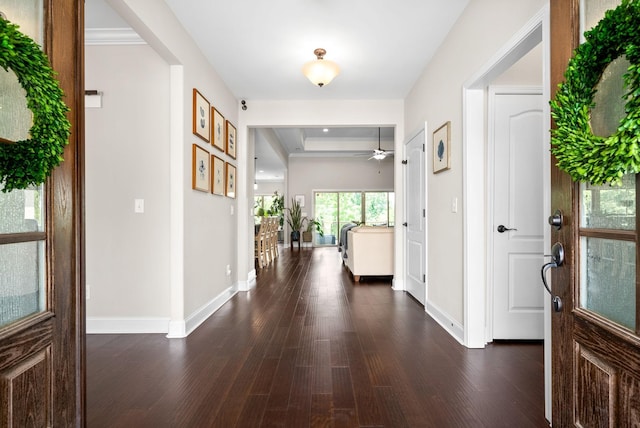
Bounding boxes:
302 218 323 242
286 197 305 243
268 191 284 221
267 191 285 241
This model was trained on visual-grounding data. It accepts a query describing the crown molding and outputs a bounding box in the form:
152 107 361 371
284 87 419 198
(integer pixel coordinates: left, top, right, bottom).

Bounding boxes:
85 28 146 46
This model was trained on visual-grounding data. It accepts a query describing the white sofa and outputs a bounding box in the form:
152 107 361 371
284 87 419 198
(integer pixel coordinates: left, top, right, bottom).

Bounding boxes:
344 226 394 282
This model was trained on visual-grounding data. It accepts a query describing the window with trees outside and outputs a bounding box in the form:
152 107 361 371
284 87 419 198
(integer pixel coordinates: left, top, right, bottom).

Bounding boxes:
313 191 394 246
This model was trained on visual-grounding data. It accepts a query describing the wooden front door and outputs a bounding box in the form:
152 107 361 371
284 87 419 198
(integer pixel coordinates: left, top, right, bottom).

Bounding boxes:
551 0 640 425
0 0 83 426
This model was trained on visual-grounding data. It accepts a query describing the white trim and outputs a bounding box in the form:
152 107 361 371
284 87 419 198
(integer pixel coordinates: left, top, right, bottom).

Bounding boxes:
167 319 186 338
462 6 548 349
87 317 170 334
425 301 464 345
167 285 239 338
168 66 186 339
462 3 552 421
183 285 238 337
85 28 146 45
244 269 257 291
391 277 404 291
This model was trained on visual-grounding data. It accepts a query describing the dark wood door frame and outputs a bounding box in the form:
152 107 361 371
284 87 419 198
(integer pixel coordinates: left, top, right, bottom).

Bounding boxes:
0 1 85 425
48 0 86 424
550 1 579 426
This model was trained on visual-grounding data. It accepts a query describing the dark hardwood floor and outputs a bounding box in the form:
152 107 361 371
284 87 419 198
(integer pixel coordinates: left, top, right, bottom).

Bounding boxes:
87 247 549 427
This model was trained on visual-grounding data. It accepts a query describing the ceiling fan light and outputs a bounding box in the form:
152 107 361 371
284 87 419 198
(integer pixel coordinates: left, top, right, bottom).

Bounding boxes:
302 48 340 87
373 153 386 160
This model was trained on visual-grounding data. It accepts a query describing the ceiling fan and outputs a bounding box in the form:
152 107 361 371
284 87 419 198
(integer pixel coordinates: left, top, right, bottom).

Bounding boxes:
369 127 393 160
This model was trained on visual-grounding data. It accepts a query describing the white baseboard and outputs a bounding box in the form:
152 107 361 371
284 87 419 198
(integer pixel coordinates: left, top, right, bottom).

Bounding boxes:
391 277 404 291
87 317 170 334
425 300 465 346
239 270 257 291
88 284 239 337
181 284 238 337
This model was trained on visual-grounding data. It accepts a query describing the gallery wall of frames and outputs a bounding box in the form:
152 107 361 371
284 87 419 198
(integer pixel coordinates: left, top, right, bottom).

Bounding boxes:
191 88 237 198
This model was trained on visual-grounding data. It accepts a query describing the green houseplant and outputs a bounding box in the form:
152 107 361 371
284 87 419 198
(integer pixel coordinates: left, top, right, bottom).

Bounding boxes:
267 191 285 228
302 218 324 242
286 197 305 242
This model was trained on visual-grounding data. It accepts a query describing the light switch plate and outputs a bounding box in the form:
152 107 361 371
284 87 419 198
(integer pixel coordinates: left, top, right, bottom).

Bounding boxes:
135 199 144 213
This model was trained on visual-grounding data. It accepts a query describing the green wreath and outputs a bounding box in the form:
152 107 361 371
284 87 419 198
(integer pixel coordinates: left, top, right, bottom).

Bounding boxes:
550 0 640 186
0 17 70 192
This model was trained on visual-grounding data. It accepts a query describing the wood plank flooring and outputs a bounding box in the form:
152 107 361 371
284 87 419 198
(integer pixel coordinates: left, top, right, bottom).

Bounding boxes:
87 247 550 427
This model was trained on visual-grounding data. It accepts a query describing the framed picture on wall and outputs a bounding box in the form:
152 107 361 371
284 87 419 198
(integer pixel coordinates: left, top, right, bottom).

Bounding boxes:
211 155 225 196
226 120 237 159
433 121 451 174
295 194 305 207
225 162 236 198
192 89 210 143
192 144 210 192
212 107 225 152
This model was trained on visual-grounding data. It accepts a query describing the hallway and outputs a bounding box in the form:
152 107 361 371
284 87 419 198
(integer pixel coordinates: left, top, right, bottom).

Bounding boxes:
87 247 548 427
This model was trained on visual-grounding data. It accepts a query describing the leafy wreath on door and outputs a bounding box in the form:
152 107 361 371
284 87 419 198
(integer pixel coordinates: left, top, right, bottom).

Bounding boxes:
0 17 70 193
550 0 640 186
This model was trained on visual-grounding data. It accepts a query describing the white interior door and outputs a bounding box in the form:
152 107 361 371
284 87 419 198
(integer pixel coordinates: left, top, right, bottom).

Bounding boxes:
491 88 544 339
405 128 426 305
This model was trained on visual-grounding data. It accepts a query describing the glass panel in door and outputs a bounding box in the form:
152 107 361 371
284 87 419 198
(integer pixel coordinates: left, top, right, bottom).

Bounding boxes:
314 192 338 246
577 0 637 333
0 0 47 328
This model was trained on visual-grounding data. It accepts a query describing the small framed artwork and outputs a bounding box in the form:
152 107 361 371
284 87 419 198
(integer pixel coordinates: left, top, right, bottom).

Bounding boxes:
211 155 225 196
225 162 236 198
192 89 210 143
212 107 225 152
192 144 210 192
226 120 237 159
295 194 305 207
433 121 451 174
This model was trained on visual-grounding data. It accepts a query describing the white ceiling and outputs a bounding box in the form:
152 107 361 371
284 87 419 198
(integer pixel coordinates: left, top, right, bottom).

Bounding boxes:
85 0 470 179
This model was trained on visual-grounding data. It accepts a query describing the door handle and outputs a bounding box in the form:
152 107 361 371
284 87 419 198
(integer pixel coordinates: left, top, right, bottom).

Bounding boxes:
497 225 517 233
548 209 563 230
541 242 564 312
402 222 408 227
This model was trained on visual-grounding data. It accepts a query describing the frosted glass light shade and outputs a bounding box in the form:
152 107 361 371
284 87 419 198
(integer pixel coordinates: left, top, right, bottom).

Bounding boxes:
302 49 340 87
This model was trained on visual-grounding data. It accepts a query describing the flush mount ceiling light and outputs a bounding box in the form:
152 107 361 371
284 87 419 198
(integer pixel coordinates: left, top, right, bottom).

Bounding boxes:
302 48 340 87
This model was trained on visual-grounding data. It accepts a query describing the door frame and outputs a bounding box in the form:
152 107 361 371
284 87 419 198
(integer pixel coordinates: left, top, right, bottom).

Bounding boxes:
486 85 544 341
461 3 551 420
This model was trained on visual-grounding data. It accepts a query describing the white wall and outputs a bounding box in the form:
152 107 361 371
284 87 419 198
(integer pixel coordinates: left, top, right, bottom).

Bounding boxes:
255 181 284 198
288 156 393 223
238 100 404 290
85 45 171 325
87 0 240 335
404 0 546 327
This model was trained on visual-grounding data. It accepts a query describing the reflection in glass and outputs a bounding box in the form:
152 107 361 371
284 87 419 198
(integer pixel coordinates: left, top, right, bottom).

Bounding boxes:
0 0 44 142
0 241 45 327
580 237 635 330
582 0 622 39
590 56 630 138
581 174 635 230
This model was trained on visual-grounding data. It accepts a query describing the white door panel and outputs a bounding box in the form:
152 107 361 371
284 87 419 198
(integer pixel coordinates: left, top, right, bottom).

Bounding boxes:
405 128 426 305
492 90 544 339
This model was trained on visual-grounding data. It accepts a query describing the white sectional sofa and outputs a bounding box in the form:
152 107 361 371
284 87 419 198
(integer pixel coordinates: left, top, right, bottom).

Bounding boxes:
343 226 394 282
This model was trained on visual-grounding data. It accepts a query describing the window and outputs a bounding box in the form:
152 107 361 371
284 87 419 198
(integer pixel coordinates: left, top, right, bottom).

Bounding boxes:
313 191 394 246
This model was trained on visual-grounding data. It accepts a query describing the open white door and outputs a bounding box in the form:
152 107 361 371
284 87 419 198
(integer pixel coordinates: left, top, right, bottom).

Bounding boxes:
405 127 426 305
490 87 544 339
